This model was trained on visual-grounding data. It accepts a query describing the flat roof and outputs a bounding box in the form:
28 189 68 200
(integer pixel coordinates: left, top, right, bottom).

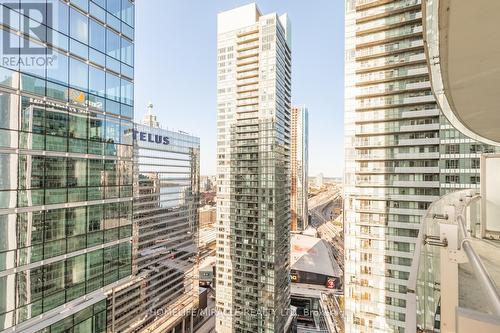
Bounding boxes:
199 256 216 270
291 234 341 277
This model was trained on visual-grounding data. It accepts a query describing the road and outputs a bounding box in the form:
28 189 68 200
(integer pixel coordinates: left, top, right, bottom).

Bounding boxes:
308 185 345 333
194 289 216 333
194 316 215 333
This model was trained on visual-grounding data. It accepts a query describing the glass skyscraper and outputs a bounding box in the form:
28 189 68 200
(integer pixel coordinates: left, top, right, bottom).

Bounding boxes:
107 119 200 333
216 3 292 332
0 0 134 332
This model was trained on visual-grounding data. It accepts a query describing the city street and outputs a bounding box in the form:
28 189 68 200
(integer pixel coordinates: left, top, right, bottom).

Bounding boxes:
308 185 345 332
194 289 216 333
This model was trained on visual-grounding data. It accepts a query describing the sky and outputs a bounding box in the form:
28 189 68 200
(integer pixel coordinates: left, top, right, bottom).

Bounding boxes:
134 0 345 177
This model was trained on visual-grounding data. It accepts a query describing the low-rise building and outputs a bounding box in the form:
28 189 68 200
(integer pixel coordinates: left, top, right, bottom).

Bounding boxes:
199 205 216 228
199 256 216 287
290 234 343 333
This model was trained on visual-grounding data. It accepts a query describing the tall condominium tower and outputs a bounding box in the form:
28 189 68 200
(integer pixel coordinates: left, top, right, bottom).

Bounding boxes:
0 1 135 332
344 1 440 332
216 3 292 332
344 2 500 332
291 106 309 232
107 107 200 333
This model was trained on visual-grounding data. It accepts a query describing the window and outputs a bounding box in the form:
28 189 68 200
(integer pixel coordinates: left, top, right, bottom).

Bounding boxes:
104 160 118 187
107 0 121 18
51 30 69 51
67 158 88 187
18 155 44 189
105 72 120 101
106 29 120 59
89 19 105 52
105 116 120 144
445 159 459 169
46 105 68 137
66 207 87 236
52 1 69 35
445 144 459 154
89 66 105 96
0 66 18 90
121 37 133 66
89 112 105 141
71 0 89 12
86 250 103 279
45 157 67 188
66 254 86 287
88 160 104 187
121 104 132 118
47 81 68 102
70 39 88 59
471 176 480 184
69 58 88 91
122 0 134 27
89 49 106 67
20 97 45 134
471 158 480 169
0 92 18 130
44 209 66 241
69 111 88 139
47 50 69 85
90 2 106 22
120 78 133 105
445 175 460 184
70 8 88 44
120 120 132 144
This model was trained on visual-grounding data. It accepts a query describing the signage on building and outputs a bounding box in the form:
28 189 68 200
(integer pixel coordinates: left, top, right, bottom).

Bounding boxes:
326 277 336 289
133 130 170 145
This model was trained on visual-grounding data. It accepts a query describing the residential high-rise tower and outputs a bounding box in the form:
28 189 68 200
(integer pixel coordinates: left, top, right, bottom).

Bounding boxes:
344 1 440 331
216 3 292 332
344 2 500 332
291 106 309 232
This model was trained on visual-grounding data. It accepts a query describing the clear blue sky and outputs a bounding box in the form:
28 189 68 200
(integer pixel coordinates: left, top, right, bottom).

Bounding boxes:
134 1 345 177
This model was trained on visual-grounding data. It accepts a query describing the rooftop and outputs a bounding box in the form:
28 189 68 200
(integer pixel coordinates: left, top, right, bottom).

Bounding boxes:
291 234 341 277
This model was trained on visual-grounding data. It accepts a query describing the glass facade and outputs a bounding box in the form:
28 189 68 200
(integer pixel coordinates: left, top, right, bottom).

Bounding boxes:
0 0 134 332
34 300 107 333
107 124 200 333
439 115 500 195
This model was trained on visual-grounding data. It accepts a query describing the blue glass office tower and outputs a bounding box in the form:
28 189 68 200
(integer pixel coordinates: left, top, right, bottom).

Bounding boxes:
0 1 134 332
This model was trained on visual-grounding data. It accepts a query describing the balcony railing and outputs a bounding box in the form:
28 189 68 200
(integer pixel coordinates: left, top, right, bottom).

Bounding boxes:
406 188 500 333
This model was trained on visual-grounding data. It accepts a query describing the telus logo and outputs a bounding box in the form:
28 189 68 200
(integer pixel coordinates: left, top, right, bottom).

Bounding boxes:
132 130 170 145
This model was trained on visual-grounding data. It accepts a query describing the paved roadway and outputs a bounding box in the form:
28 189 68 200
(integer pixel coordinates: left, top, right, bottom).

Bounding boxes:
308 185 344 268
308 185 346 333
194 289 216 333
194 316 215 333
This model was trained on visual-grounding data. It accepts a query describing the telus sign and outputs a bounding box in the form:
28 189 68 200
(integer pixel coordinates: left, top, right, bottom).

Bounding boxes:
132 130 170 145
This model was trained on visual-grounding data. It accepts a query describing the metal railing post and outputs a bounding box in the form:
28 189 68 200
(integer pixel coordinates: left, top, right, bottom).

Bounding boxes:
439 209 459 333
